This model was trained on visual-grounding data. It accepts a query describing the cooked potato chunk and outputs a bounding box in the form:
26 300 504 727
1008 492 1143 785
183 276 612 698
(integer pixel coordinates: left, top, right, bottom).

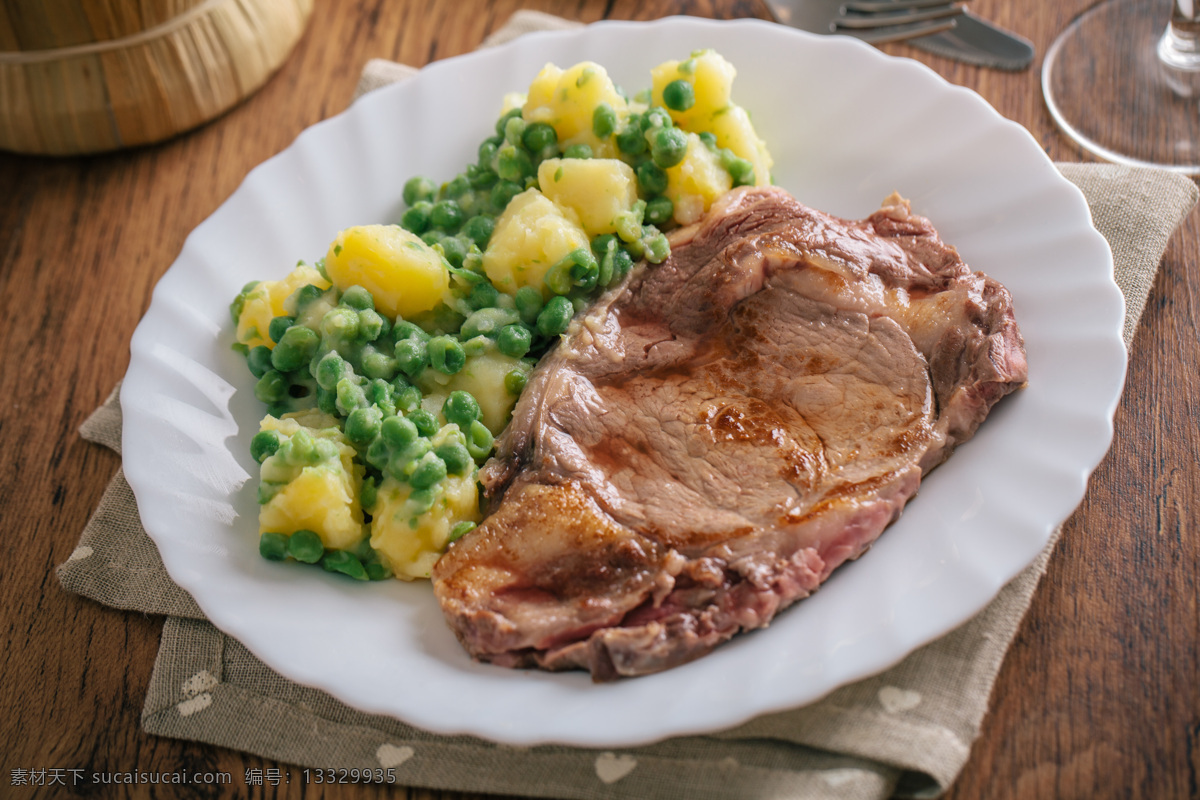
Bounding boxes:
651 50 773 188
257 412 366 551
236 264 330 350
523 62 628 157
369 424 482 580
324 225 449 320
482 188 590 297
537 158 639 237
665 133 734 225
418 350 532 436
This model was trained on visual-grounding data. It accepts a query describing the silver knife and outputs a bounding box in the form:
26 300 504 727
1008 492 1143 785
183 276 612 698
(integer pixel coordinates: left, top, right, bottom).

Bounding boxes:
905 8 1034 70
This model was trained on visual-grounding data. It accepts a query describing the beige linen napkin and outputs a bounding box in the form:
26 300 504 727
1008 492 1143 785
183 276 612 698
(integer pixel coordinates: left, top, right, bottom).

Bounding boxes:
58 11 1198 800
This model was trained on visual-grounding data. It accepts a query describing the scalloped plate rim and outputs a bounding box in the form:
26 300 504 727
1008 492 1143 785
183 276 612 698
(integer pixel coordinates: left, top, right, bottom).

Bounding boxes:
120 17 1125 747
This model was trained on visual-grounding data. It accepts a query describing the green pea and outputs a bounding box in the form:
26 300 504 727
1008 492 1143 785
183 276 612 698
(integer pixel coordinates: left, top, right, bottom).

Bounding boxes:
321 307 360 341
611 248 634 283
287 529 324 563
409 451 448 490
467 281 500 310
521 121 557 152
321 549 368 580
250 430 281 463
615 199 646 243
340 285 373 310
400 202 431 234
407 487 436 514
467 163 498 190
246 345 273 379
616 116 648 156
537 295 574 337
465 419 495 460
494 107 523 137
590 233 617 257
460 334 493 358
314 351 347 391
442 390 481 428
365 561 391 581
448 520 476 543
360 476 378 513
267 315 294 344
651 127 689 169
381 415 419 448
440 236 467 268
316 385 338 416
503 115 527 146
461 215 495 250
592 102 618 139
386 439 430 482
497 323 532 358
357 309 386 343
504 368 528 395
645 195 674 226
402 176 437 206
662 79 695 112
543 262 573 296
368 378 396 416
566 248 598 281
394 338 429 377
407 408 440 437
460 307 520 339
395 384 422 413
563 143 592 159
644 107 672 130
259 532 288 561
725 155 755 187
292 283 326 315
255 370 289 404
637 161 669 195
597 253 614 287
420 229 444 248
430 199 464 231
345 406 383 445
645 231 671 264
392 320 430 343
514 285 544 326
358 348 393 381
442 174 471 199
490 180 523 212
496 145 534 183
428 336 466 375
478 135 503 165
336 377 368 414
271 326 319 376
698 131 718 150
435 442 473 476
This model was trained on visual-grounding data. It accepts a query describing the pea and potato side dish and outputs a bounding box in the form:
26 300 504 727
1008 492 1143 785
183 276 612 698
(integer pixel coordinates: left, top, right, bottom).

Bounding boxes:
229 50 774 583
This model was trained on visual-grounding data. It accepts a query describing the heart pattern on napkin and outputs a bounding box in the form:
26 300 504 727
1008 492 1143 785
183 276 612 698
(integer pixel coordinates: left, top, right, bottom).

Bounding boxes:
594 752 638 784
878 686 923 714
376 743 415 769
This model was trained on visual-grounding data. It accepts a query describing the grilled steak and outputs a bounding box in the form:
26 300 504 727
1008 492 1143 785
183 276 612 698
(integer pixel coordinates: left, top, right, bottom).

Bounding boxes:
432 186 1027 680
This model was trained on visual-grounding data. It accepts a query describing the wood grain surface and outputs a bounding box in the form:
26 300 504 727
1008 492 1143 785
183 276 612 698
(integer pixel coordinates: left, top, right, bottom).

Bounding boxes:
1 1 1197 798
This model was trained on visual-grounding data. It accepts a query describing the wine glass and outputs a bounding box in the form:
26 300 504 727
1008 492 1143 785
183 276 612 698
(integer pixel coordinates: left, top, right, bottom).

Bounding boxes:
1043 0 1200 174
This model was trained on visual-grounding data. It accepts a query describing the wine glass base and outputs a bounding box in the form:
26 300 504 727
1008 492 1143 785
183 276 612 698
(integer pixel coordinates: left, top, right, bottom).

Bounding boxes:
1043 0 1200 174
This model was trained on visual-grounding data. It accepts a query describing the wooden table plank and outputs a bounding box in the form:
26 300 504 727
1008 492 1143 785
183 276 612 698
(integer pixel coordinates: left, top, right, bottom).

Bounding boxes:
1 1 1196 798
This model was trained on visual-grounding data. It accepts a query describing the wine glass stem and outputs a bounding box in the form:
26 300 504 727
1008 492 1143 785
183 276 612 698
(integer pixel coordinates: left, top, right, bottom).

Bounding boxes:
1162 0 1200 69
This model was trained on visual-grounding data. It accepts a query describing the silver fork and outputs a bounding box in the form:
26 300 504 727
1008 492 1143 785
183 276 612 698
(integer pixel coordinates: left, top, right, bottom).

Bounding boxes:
764 0 965 44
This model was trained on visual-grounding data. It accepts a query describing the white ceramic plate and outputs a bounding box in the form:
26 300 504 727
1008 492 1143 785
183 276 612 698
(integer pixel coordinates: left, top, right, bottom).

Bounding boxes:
121 17 1125 747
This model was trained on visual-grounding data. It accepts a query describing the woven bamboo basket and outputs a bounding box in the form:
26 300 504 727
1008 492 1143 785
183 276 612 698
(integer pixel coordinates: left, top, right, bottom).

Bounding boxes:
0 0 314 155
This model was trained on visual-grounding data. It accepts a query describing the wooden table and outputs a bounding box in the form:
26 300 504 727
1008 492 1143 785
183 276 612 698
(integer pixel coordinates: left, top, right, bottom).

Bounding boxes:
2 1 1196 798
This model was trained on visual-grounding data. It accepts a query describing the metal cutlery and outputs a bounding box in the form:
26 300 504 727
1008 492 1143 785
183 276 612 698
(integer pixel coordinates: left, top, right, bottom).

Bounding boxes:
764 0 964 44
